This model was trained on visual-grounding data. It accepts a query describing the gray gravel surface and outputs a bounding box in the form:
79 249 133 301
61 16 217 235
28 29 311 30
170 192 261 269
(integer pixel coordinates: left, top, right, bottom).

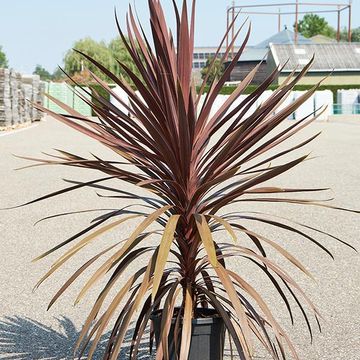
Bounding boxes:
0 116 359 360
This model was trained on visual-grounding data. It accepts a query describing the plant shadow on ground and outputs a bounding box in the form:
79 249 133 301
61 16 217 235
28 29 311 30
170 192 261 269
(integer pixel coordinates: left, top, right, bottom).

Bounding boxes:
0 315 257 359
0 316 154 360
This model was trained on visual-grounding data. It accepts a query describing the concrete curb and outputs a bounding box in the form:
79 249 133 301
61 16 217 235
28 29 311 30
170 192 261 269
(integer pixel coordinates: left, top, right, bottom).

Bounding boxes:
0 121 42 138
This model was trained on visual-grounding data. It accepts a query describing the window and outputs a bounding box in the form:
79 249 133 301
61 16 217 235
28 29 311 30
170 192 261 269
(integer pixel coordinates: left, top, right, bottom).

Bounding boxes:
193 62 200 69
199 53 205 59
194 53 199 59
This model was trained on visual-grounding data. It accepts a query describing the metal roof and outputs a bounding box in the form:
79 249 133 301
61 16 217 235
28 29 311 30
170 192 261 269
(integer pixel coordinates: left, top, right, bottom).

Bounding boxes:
238 47 268 62
310 35 337 44
270 43 360 72
193 46 241 52
255 29 312 48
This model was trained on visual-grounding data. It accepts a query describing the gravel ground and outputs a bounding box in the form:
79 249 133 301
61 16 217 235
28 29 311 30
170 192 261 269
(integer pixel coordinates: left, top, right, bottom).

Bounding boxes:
0 116 359 360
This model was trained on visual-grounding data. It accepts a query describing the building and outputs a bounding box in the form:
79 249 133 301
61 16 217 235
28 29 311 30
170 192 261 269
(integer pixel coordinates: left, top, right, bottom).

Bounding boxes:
268 43 360 85
192 46 241 84
254 28 312 48
310 34 337 44
224 28 312 85
223 47 268 85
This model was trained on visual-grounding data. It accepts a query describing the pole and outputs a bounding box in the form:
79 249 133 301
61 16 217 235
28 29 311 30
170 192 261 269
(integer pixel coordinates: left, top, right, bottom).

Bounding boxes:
295 0 299 44
337 6 341 42
226 8 229 59
231 1 235 59
348 1 352 42
278 8 281 32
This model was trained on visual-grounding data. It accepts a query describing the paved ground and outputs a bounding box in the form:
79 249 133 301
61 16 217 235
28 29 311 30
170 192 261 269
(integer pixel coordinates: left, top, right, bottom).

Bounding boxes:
0 116 359 359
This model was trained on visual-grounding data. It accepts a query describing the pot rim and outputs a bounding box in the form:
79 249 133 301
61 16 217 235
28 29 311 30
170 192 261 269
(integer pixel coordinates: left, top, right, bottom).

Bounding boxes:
150 308 223 325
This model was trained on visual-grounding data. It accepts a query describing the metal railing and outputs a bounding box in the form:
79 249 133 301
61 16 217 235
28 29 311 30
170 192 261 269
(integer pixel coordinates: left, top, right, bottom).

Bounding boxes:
332 103 360 115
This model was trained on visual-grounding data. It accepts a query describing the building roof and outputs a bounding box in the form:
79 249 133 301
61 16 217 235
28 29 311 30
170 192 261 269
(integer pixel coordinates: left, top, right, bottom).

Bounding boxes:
310 34 337 44
237 47 268 62
270 43 360 72
193 46 241 52
255 29 312 48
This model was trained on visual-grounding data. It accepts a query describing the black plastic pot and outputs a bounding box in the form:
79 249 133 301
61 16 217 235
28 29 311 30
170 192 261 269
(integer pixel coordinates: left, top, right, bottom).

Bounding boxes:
150 308 225 360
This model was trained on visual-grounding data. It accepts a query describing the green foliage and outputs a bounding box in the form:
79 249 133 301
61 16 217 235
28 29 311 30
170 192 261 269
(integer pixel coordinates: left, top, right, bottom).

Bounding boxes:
52 68 66 81
0 46 8 68
108 37 142 85
350 27 360 42
295 14 336 38
340 27 360 42
64 38 110 81
89 84 113 116
201 56 225 86
63 37 139 86
33 64 53 81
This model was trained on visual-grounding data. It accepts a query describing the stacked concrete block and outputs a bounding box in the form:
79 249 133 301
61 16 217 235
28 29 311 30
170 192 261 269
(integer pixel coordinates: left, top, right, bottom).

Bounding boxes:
337 89 360 114
41 81 49 109
0 69 12 126
10 71 20 124
314 90 333 121
293 91 315 121
210 95 227 118
0 69 44 127
256 90 273 108
337 89 360 105
22 84 34 123
110 85 130 115
16 72 25 124
27 74 42 121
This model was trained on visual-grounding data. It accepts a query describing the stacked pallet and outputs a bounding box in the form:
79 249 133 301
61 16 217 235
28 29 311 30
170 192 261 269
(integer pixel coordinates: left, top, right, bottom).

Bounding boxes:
0 69 44 127
0 68 12 126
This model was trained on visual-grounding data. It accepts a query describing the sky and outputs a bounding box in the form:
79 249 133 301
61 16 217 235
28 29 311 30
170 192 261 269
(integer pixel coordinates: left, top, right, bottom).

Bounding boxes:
0 0 359 74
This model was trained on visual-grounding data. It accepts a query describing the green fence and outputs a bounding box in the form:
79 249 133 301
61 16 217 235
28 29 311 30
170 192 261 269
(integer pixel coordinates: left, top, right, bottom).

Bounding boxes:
44 83 92 116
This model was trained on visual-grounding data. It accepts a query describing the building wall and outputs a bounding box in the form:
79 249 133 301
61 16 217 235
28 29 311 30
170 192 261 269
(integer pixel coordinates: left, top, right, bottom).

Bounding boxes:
278 72 360 86
227 61 268 85
192 47 241 71
266 52 279 83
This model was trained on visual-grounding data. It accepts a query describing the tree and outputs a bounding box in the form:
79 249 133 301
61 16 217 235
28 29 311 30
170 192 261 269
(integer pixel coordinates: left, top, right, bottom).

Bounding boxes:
52 67 66 81
201 56 224 86
351 27 360 42
340 27 360 42
108 37 142 85
0 46 8 68
63 38 111 82
33 64 53 81
295 14 336 38
63 37 138 85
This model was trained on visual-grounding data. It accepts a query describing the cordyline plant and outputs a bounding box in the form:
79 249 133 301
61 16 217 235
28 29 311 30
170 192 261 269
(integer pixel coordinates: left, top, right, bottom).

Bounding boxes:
15 0 357 359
